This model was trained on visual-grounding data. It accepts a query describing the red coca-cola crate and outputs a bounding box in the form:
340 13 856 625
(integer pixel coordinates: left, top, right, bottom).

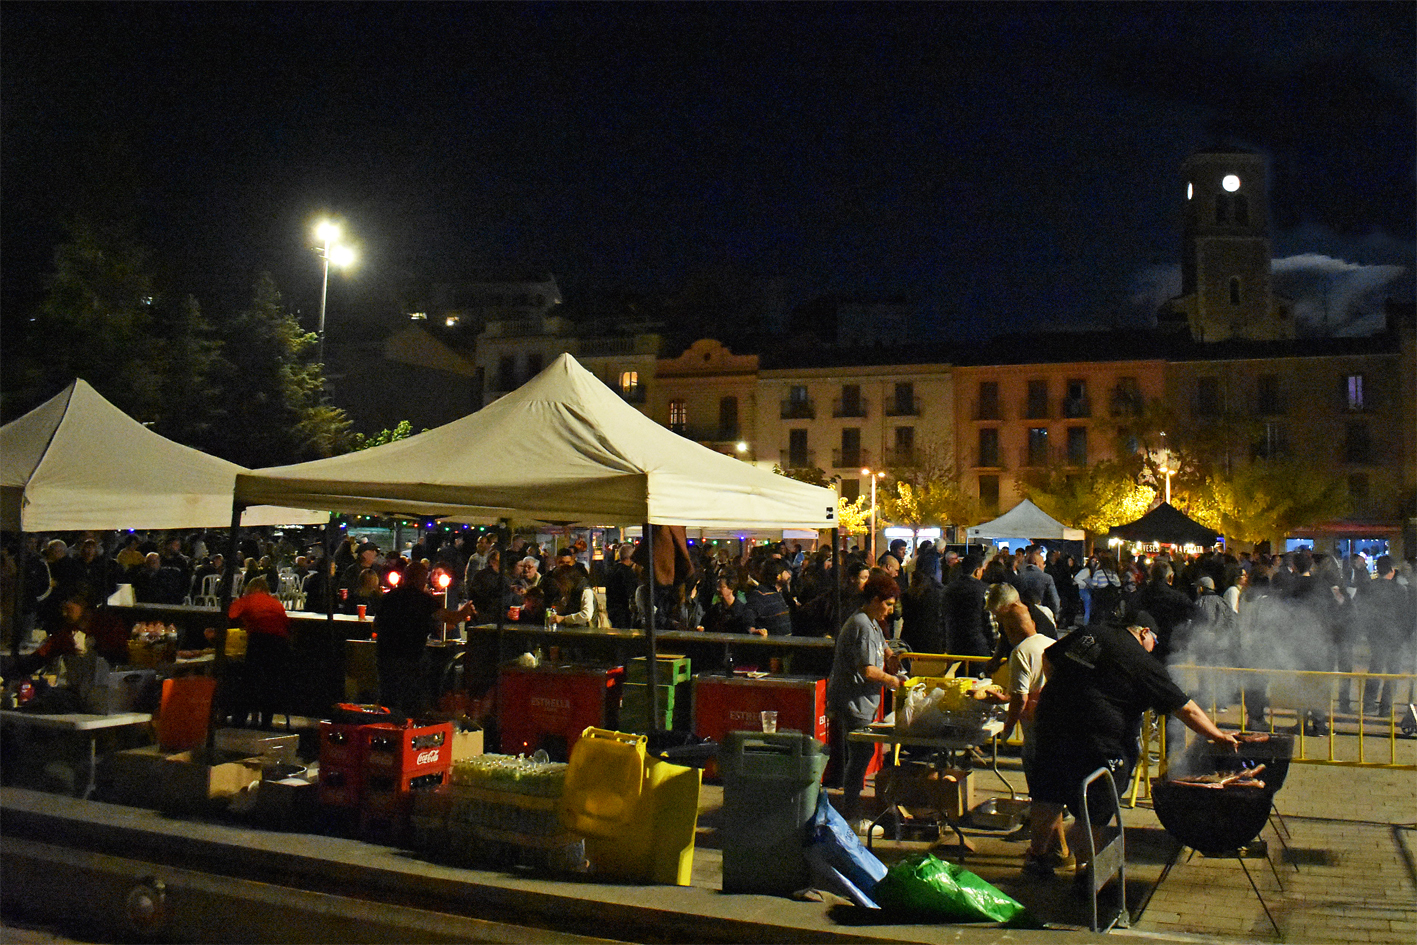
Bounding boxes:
320 721 369 769
498 663 624 761
317 762 364 808
362 721 454 776
361 767 449 817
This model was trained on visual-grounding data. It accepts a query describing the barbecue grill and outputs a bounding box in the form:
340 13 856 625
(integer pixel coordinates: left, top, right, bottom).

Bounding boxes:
1150 732 1296 936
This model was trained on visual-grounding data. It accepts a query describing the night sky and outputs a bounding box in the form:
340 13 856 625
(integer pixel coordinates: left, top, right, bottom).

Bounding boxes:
4 2 1413 343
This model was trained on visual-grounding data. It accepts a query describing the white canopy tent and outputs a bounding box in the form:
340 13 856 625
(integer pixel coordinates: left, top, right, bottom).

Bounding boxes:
966 499 1084 543
1 380 327 532
234 353 838 530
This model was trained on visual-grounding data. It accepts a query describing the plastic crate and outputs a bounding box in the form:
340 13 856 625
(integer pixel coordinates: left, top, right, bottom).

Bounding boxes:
362 721 454 775
625 655 691 685
362 767 448 816
317 763 363 808
319 721 368 769
619 682 678 732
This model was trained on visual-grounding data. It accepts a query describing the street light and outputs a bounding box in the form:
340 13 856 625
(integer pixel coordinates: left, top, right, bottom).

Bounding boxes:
861 467 886 562
313 220 355 372
1157 431 1174 505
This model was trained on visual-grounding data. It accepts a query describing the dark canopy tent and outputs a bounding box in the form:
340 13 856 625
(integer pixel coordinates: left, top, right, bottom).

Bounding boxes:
1108 502 1222 547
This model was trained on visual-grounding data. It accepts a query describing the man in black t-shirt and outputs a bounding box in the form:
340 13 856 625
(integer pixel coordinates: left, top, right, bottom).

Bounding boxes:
1023 614 1236 878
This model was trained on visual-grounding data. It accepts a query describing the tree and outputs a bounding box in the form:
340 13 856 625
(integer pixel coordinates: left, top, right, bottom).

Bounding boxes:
149 294 224 448
880 438 977 533
215 273 351 466
350 420 423 451
1182 460 1350 548
1020 459 1157 545
836 494 871 540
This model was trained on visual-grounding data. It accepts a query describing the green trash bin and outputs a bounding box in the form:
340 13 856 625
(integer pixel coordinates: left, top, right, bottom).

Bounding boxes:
719 730 828 895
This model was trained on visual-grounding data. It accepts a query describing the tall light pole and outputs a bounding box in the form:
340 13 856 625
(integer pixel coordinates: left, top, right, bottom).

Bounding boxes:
1157 431 1173 505
861 467 885 562
314 220 355 373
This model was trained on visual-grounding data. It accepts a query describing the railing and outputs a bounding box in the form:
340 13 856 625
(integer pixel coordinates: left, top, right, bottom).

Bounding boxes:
831 448 871 469
781 399 816 420
1018 444 1063 468
1108 388 1145 417
1022 398 1051 420
832 396 869 418
1062 396 1091 419
972 400 1003 421
619 386 647 404
680 425 740 443
576 337 639 357
973 448 1005 469
885 398 920 417
779 449 816 469
881 447 915 467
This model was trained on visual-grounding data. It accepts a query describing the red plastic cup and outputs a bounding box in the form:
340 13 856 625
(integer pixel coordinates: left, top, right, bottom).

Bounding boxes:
357 604 367 620
508 605 521 621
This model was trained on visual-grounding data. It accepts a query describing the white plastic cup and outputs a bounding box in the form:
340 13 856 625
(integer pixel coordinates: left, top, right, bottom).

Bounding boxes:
760 710 778 734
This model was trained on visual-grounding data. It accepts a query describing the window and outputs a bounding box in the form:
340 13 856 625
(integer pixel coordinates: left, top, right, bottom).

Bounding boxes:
838 428 861 468
893 426 915 465
1257 374 1281 415
1027 427 1050 466
619 371 639 393
841 478 861 502
837 384 863 417
1255 422 1284 460
1230 277 1241 305
977 428 1000 467
787 429 809 468
789 384 809 404
668 399 687 432
891 382 916 416
1345 374 1365 411
1348 473 1369 506
1110 376 1144 417
1344 422 1372 464
977 381 1000 420
979 475 1000 516
1026 380 1049 419
718 396 739 439
497 355 516 391
1196 377 1221 417
782 383 814 419
1064 379 1089 418
1066 427 1087 465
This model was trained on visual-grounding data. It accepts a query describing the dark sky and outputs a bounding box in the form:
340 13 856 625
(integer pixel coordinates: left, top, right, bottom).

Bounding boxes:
4 2 1413 341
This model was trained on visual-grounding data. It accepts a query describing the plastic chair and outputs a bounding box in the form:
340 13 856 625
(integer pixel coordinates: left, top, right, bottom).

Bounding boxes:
194 573 223 608
157 676 218 751
1079 766 1129 932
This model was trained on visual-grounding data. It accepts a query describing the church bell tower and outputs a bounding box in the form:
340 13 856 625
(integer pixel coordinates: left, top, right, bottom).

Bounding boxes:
1161 148 1293 342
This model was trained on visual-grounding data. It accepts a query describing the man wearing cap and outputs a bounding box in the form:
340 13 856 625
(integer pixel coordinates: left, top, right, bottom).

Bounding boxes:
341 542 379 597
1023 614 1236 879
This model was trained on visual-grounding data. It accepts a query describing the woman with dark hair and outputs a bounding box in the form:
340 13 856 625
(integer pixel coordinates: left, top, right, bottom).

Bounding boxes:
702 569 752 635
547 563 597 627
827 572 904 835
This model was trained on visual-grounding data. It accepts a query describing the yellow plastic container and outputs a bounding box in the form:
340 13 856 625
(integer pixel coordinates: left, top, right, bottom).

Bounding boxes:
583 755 701 886
558 727 645 837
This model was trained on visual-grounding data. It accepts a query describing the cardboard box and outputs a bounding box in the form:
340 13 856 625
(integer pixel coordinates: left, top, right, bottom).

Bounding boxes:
214 729 299 764
876 764 975 822
103 745 264 811
252 776 319 825
451 728 484 762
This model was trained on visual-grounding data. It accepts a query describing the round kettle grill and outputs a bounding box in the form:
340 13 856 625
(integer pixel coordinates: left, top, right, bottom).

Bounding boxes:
1151 732 1293 855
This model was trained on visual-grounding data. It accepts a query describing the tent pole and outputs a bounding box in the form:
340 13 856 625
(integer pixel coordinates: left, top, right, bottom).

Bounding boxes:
645 522 660 734
211 502 245 749
831 527 840 635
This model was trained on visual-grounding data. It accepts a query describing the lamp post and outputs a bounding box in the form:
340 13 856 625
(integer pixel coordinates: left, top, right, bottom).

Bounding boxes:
313 220 355 372
1157 431 1173 505
861 467 885 562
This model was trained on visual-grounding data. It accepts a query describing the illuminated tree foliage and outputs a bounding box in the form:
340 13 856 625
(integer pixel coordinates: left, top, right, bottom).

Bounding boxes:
1182 460 1350 548
836 494 871 538
881 438 976 530
1020 459 1156 541
351 420 423 451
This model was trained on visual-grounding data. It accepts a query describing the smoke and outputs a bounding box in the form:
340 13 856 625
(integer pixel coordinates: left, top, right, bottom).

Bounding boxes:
1128 253 1410 337
1167 589 1343 715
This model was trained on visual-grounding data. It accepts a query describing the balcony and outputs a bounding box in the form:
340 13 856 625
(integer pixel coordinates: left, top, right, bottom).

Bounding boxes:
972 400 1003 421
831 448 872 469
832 396 869 418
972 448 1005 470
882 447 916 467
1019 445 1065 469
1251 437 1291 461
781 398 816 420
619 386 647 404
779 449 816 470
1022 398 1051 421
680 424 741 443
1062 396 1092 419
885 397 920 417
1109 387 1145 417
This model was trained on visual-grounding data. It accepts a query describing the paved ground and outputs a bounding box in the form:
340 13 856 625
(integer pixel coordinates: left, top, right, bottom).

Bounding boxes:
3 716 1414 944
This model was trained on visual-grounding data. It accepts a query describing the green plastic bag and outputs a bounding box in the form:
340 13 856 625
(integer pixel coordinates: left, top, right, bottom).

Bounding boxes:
875 853 1034 925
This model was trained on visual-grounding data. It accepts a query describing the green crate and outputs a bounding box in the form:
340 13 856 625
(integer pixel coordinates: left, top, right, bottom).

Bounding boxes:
620 682 677 731
625 655 691 686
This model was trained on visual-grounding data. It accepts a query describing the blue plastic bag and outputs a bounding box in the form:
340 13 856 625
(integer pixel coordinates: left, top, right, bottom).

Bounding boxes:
803 789 887 907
